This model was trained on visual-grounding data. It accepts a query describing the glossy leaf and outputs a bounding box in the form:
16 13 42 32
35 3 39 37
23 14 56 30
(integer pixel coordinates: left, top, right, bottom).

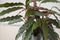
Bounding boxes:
15 18 34 40
0 15 22 22
0 7 23 16
0 2 24 7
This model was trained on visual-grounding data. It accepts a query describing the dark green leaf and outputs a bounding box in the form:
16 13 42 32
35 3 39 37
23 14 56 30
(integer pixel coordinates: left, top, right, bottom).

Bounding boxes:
23 27 33 40
0 2 24 7
48 27 59 40
25 9 34 17
34 10 44 16
0 7 23 16
25 9 44 17
0 15 22 22
26 0 30 9
15 18 34 40
42 0 59 3
49 19 60 28
8 18 22 24
28 0 41 2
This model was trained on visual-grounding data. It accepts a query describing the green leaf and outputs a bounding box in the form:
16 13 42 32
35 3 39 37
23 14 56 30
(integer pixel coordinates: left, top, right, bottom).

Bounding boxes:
48 27 59 40
8 18 22 24
23 27 33 40
0 2 24 7
26 0 30 9
0 7 23 16
32 22 38 30
49 19 60 28
0 15 22 22
28 0 41 2
25 9 44 17
41 20 48 40
34 10 44 16
15 18 34 40
42 0 59 3
25 9 34 17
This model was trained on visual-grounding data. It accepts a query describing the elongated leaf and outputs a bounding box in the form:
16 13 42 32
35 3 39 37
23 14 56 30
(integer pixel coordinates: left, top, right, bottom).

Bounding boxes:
41 20 48 40
56 13 60 16
25 9 44 17
55 12 60 16
25 9 34 17
15 18 34 40
0 2 24 7
28 0 41 2
32 18 41 31
23 27 33 40
26 0 30 9
48 27 59 40
42 0 59 3
34 10 44 16
8 18 22 24
49 19 60 28
0 15 22 22
0 7 23 16
32 22 39 30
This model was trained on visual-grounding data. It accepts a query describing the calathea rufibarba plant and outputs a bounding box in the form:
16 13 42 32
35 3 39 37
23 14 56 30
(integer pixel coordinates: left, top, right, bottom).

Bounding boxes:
0 0 60 40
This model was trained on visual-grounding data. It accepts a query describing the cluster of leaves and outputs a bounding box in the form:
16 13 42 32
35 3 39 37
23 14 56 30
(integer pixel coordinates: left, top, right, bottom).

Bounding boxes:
0 0 60 40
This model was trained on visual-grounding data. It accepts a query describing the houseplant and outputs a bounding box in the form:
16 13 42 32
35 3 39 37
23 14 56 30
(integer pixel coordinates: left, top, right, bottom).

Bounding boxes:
0 0 60 40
